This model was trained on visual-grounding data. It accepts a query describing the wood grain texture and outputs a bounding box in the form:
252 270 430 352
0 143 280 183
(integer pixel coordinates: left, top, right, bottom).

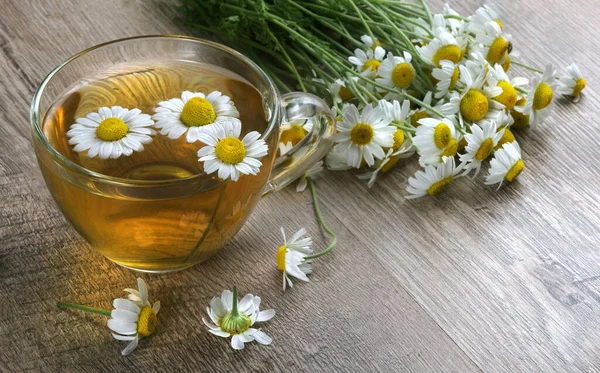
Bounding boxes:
0 0 598 372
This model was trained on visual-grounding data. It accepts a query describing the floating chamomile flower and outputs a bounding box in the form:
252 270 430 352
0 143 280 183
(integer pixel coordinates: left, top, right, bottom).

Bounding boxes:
459 120 504 177
418 29 462 67
432 60 460 98
334 103 395 168
558 63 586 102
277 227 314 289
197 118 268 182
296 161 324 193
485 141 524 189
348 46 386 77
441 65 504 123
376 52 415 91
152 90 240 143
406 156 462 199
473 21 511 64
360 35 382 50
330 78 356 103
66 106 155 159
203 288 275 350
515 64 558 127
413 117 459 166
279 119 313 146
489 64 528 110
108 278 160 356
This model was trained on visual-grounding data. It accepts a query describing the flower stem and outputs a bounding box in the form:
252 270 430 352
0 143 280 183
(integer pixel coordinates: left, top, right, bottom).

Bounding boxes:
511 60 544 74
305 178 337 260
231 287 238 315
57 302 111 317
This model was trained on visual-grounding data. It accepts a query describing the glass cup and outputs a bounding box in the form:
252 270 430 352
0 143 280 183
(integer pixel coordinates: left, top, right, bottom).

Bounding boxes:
30 35 335 272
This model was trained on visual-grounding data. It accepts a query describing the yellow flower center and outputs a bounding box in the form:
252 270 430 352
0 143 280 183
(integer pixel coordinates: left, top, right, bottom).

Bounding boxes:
487 37 508 64
494 19 503 29
380 155 401 173
220 311 252 335
511 110 530 129
475 138 494 161
441 138 458 157
350 123 374 145
427 176 453 195
410 110 428 128
533 82 553 110
460 89 489 121
505 159 525 182
280 125 308 146
339 86 354 101
215 137 246 165
495 81 518 109
362 59 381 72
391 63 415 88
573 78 587 97
392 129 405 150
136 305 157 337
433 123 451 149
276 245 287 271
494 128 515 150
457 137 468 152
432 44 461 67
450 66 460 90
371 40 382 50
501 57 511 72
180 97 216 127
96 117 128 141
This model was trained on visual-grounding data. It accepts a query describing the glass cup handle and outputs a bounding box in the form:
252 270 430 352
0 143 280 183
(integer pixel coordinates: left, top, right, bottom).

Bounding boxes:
262 92 336 196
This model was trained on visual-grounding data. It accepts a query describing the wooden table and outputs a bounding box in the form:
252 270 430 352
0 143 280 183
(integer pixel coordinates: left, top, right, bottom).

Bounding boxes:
1 0 599 371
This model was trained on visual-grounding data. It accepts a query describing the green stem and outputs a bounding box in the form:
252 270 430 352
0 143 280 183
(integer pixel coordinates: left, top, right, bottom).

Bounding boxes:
231 287 238 314
347 0 375 40
57 302 111 317
511 60 544 74
418 0 434 25
305 178 337 260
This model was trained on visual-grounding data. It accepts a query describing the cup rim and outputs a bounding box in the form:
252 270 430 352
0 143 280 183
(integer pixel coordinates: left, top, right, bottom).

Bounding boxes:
30 34 280 187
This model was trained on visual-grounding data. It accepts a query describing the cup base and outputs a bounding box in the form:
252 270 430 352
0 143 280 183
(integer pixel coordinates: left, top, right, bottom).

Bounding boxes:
111 260 199 274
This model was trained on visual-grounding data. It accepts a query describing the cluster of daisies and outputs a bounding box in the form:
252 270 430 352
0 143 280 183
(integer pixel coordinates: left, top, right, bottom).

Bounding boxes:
317 2 586 198
66 91 268 182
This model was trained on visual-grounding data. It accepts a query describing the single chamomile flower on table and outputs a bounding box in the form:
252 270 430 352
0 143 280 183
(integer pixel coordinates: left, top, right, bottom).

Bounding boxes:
473 21 511 65
418 29 462 67
348 45 386 78
485 141 525 189
514 64 559 127
203 287 275 350
276 227 314 290
557 63 587 102
375 52 415 92
152 90 240 143
108 278 161 356
458 120 504 177
197 118 268 182
330 78 356 104
333 103 395 168
413 117 460 167
441 65 504 124
66 106 155 159
406 156 462 199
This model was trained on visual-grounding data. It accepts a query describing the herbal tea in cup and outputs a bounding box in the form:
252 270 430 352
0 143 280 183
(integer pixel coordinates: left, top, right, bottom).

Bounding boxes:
31 36 335 272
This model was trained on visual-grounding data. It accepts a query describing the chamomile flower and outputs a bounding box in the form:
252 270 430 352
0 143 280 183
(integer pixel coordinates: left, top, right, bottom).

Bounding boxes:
276 227 314 289
558 63 587 102
296 161 324 192
325 149 352 171
380 99 411 125
459 120 504 177
66 106 155 159
515 64 558 127
358 144 414 188
197 118 268 182
279 119 313 146
376 52 415 90
406 156 461 199
473 21 511 64
330 78 356 104
152 90 240 143
203 288 275 350
489 64 528 110
418 29 462 67
413 117 460 166
407 91 440 128
485 141 524 189
441 65 504 123
334 103 395 168
360 35 382 50
469 1 504 33
432 60 460 98
348 46 386 77
108 278 160 356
